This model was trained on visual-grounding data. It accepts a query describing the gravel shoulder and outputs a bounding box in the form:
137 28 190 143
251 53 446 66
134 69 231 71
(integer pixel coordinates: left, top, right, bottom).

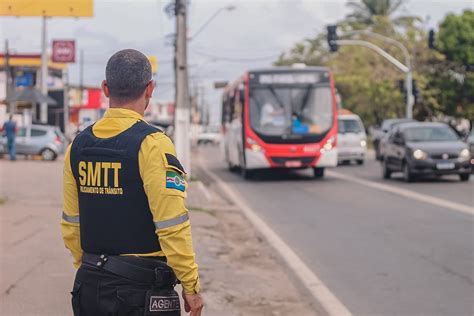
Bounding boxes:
189 156 317 316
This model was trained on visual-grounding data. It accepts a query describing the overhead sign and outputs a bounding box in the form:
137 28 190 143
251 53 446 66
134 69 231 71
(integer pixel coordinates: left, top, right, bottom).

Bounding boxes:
250 71 329 85
0 0 93 17
52 40 76 63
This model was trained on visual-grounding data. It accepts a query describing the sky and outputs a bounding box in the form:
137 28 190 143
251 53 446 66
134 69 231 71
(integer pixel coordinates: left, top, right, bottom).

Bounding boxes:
1 0 472 123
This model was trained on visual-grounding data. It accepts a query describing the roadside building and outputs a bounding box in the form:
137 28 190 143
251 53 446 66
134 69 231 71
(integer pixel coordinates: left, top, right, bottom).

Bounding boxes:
0 53 67 129
68 85 108 134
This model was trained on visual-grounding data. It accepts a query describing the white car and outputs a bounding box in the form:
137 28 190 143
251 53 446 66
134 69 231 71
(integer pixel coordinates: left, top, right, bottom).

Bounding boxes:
337 114 367 165
197 126 221 145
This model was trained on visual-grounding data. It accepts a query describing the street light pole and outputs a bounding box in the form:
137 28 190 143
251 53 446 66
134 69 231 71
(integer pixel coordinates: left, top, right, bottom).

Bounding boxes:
335 38 413 119
174 0 191 174
40 16 48 124
343 30 414 119
189 5 235 41
173 2 235 175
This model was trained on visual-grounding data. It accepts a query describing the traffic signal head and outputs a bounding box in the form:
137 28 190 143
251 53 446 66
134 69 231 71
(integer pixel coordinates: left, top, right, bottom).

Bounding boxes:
428 29 435 49
327 25 338 52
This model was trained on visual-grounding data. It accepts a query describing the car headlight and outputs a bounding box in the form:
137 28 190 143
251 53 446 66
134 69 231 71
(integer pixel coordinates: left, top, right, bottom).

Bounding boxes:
459 148 470 160
360 140 367 147
413 149 427 160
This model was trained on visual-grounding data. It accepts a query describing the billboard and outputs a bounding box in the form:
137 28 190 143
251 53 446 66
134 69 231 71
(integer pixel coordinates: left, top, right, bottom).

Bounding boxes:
0 0 93 17
52 40 76 63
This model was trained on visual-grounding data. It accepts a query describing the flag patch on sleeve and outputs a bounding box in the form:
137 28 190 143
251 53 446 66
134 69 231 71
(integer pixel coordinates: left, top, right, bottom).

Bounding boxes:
166 171 186 192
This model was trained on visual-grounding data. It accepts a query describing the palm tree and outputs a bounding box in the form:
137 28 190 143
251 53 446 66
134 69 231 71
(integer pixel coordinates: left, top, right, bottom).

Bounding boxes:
346 0 418 28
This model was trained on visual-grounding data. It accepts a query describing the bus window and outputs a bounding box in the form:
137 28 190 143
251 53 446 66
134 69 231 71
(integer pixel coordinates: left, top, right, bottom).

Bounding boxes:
249 86 333 136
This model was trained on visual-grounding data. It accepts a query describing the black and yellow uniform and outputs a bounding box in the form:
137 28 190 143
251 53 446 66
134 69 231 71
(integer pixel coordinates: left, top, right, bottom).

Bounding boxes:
61 108 200 315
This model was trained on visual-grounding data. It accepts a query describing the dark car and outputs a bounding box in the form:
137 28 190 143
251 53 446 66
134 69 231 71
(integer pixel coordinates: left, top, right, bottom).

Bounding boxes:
372 118 415 160
468 128 474 170
381 122 471 182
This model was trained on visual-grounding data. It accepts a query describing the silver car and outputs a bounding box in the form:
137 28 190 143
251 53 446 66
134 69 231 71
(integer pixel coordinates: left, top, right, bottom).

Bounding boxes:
1 124 67 161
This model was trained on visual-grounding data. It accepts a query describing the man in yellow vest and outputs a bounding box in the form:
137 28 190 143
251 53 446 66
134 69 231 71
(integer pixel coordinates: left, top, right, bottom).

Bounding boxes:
61 49 203 316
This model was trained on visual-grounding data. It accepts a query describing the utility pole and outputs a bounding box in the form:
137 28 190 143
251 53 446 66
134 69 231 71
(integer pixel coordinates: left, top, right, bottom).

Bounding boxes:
63 68 69 137
4 39 17 115
40 16 48 124
174 0 191 175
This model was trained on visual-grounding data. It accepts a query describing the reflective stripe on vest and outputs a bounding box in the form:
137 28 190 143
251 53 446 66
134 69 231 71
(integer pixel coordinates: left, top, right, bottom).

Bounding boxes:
62 212 80 223
154 213 189 230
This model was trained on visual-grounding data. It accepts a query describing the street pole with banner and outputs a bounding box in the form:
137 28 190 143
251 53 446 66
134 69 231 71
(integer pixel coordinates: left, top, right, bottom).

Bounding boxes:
52 39 76 136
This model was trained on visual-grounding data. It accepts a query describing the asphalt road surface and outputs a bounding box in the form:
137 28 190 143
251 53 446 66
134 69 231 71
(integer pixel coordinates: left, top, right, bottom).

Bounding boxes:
198 146 474 316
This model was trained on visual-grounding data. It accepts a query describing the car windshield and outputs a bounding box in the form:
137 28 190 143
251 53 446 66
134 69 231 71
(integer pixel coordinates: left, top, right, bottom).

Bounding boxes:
339 118 363 133
249 86 333 136
404 126 460 142
382 119 413 131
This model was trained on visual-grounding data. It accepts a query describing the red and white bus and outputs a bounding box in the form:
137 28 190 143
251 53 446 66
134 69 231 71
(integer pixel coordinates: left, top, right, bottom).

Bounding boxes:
221 66 338 178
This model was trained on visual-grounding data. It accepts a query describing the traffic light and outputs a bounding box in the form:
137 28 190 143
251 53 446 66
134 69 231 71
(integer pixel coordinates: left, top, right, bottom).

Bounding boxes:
327 25 338 52
428 29 435 49
412 80 419 104
397 79 419 104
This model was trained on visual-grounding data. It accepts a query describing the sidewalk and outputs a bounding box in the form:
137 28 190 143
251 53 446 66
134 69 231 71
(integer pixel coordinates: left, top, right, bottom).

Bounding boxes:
0 155 315 315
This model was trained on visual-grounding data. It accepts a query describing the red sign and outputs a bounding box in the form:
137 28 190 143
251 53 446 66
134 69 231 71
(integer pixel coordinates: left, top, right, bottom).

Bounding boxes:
52 40 75 63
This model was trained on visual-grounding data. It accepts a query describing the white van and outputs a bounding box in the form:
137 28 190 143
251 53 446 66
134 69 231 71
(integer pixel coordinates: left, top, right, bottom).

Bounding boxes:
337 113 367 165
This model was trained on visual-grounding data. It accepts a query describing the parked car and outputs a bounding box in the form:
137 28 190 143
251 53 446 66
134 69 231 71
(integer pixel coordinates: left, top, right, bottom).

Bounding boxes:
372 118 415 160
0 124 67 161
337 114 367 165
381 122 471 182
197 125 221 145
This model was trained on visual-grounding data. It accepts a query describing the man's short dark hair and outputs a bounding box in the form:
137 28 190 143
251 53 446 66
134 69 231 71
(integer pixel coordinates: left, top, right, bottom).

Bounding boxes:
105 49 152 102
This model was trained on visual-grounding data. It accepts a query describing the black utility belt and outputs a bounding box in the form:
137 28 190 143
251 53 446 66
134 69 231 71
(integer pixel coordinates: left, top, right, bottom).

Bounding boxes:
82 253 178 286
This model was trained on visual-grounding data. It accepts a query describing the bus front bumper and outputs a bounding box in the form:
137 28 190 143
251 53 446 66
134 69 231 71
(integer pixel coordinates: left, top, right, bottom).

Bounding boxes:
315 147 338 167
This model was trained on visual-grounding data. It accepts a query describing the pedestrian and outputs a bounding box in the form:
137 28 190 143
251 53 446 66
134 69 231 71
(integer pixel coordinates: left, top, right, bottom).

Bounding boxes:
61 49 203 316
2 114 17 161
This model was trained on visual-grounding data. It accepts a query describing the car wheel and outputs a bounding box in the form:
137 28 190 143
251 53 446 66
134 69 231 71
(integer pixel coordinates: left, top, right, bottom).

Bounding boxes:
313 167 325 179
41 148 57 161
459 173 470 182
357 159 364 165
403 162 415 182
382 158 391 179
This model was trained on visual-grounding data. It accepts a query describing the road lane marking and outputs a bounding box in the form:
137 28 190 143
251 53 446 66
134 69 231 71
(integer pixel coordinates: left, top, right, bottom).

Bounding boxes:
198 160 353 316
327 170 474 216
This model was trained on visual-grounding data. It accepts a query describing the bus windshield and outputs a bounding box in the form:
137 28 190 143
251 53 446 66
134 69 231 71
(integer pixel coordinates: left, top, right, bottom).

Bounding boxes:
249 86 333 136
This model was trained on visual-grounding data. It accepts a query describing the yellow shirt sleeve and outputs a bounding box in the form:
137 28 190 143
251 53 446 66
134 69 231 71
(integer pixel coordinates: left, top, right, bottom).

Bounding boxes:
61 144 83 269
139 132 200 294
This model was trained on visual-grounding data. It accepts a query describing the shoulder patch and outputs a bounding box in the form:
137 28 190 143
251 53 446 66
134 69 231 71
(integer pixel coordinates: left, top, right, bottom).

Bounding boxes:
164 153 186 174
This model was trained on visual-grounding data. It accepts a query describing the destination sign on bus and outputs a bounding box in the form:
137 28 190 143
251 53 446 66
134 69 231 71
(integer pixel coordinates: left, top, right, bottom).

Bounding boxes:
250 72 328 85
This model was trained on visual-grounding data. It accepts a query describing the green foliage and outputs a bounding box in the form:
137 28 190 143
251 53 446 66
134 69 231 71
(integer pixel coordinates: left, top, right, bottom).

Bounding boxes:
275 1 474 124
437 10 474 65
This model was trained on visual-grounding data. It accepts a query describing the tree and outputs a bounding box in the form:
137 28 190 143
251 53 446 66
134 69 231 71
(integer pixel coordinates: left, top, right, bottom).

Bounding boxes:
437 10 474 66
427 10 474 119
345 0 420 32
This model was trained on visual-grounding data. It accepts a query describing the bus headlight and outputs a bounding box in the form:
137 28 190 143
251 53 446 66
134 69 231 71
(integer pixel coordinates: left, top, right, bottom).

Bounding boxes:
360 140 367 147
247 137 263 152
459 148 470 161
251 144 263 152
321 136 335 152
413 149 427 160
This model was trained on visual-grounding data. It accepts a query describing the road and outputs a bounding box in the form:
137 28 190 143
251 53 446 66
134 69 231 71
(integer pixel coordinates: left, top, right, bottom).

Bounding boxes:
197 146 474 316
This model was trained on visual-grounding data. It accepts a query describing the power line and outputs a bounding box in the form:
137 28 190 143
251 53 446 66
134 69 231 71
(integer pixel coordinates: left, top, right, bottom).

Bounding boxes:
190 48 279 62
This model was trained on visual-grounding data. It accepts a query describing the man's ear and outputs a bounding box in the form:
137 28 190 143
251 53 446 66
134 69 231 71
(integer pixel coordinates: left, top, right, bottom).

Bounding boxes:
145 80 155 99
101 80 110 97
